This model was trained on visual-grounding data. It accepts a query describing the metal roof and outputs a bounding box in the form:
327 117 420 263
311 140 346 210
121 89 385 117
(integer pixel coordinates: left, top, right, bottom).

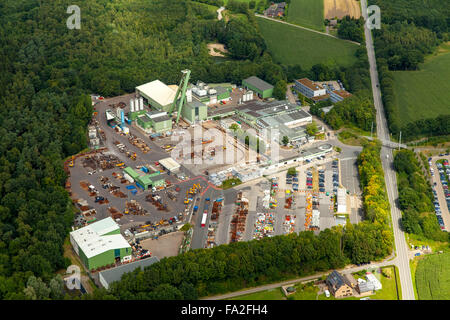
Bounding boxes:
70 217 130 259
136 80 176 107
99 256 160 288
159 157 180 171
243 76 274 92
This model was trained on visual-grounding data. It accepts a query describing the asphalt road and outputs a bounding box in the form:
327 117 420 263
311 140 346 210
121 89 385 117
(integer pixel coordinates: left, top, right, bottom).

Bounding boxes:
202 257 395 300
361 0 415 300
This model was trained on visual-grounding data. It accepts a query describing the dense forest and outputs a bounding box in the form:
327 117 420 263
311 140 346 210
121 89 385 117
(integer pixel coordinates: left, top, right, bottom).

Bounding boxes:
307 44 375 132
337 16 364 43
370 0 450 138
394 150 449 242
0 0 288 299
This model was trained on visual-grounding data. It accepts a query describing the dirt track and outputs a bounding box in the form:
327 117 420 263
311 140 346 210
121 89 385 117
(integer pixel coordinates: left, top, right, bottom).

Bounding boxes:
324 0 361 19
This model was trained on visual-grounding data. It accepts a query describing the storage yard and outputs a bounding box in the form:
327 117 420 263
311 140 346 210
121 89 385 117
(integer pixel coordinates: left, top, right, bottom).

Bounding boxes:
67 70 364 276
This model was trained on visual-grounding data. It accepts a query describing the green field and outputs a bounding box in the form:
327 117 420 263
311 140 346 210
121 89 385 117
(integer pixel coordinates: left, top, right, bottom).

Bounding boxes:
415 252 450 300
287 0 325 31
393 42 450 126
257 18 358 69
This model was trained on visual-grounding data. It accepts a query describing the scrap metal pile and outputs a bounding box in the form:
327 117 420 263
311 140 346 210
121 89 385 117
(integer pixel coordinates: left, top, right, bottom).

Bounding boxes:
211 198 223 221
146 194 169 211
253 212 274 240
283 215 296 234
83 153 123 170
108 207 123 220
285 189 294 209
128 135 150 153
124 200 148 215
229 192 248 243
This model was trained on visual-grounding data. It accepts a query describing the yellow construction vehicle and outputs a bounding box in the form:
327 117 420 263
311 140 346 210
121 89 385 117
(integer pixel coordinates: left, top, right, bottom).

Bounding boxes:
69 156 75 167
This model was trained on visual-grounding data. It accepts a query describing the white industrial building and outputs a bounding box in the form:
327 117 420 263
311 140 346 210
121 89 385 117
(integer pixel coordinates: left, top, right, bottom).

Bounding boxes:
337 187 347 213
136 80 176 111
159 157 181 173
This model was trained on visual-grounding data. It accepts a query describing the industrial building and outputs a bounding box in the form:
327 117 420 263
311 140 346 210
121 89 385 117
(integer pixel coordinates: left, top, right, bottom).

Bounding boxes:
136 80 176 112
264 144 333 171
70 217 132 271
136 111 172 134
99 256 160 289
330 89 352 103
236 100 300 127
159 157 181 173
190 81 232 105
294 78 327 99
181 100 208 124
123 167 165 190
242 76 274 99
295 78 352 104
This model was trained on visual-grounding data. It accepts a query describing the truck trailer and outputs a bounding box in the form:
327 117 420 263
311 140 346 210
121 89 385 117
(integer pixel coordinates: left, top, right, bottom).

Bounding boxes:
201 212 208 227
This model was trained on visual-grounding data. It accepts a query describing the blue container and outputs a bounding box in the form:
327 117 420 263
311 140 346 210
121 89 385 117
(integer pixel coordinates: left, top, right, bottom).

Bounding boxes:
126 185 136 190
131 189 137 195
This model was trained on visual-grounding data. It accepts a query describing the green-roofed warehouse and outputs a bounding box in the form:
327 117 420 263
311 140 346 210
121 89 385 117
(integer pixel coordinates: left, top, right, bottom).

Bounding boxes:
242 76 274 99
69 217 132 271
123 167 165 190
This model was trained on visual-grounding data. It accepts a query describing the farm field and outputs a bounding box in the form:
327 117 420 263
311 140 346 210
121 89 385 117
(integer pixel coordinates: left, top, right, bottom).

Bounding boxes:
415 252 450 300
256 17 358 69
392 42 450 126
287 0 325 31
324 0 361 19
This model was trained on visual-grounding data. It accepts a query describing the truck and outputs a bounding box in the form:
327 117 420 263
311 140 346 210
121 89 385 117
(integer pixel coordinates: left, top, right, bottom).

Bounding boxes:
204 198 210 212
201 212 208 227
193 205 199 213
141 166 149 173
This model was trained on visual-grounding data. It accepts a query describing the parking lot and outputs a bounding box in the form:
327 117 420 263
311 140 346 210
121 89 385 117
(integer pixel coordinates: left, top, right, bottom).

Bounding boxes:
429 155 450 231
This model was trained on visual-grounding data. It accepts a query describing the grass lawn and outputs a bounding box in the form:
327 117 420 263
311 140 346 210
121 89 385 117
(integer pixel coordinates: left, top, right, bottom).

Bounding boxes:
352 266 400 300
410 259 419 300
257 17 358 69
228 288 286 300
337 127 373 146
393 42 450 126
222 178 242 189
415 252 450 299
287 0 325 31
406 232 450 253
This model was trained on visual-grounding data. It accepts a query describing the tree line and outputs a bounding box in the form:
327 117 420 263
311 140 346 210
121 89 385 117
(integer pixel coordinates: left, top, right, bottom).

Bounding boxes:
394 150 449 242
371 0 450 139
